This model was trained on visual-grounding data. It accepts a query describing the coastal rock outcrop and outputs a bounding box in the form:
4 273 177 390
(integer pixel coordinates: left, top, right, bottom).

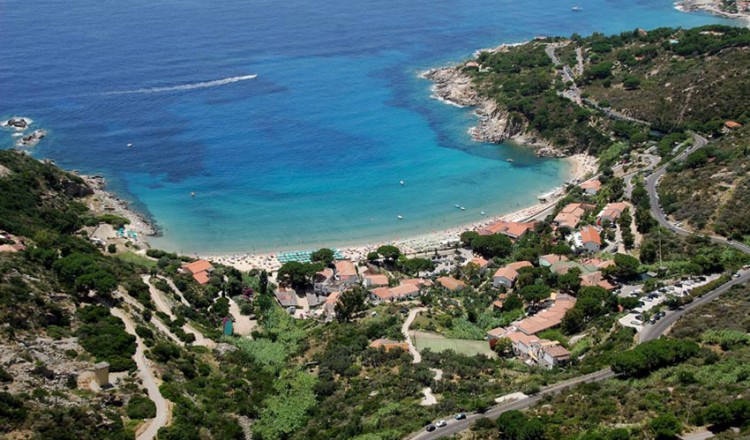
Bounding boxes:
422 66 560 157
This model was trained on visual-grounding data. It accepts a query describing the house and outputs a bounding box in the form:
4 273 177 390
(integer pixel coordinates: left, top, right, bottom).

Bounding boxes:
467 256 490 271
274 287 298 308
579 179 601 195
553 203 595 230
492 261 533 288
539 254 568 268
323 291 341 319
537 343 571 369
181 259 215 285
465 61 480 68
725 120 743 129
580 271 616 291
478 220 536 240
363 273 389 288
487 327 508 340
371 283 420 302
314 268 334 293
436 276 466 292
492 300 504 311
369 339 409 352
401 278 433 288
335 260 359 284
506 332 541 356
573 225 601 253
597 202 629 225
515 294 576 335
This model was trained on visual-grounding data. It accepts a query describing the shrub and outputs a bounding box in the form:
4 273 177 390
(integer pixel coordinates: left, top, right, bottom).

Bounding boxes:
126 396 156 419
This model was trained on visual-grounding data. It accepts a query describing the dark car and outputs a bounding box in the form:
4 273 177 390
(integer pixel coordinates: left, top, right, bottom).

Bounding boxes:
455 413 467 420
426 424 436 432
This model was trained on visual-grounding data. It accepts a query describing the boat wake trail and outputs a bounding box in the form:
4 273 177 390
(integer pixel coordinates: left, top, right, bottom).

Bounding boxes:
101 74 258 95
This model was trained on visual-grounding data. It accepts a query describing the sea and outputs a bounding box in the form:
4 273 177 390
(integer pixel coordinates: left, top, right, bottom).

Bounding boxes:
0 0 734 254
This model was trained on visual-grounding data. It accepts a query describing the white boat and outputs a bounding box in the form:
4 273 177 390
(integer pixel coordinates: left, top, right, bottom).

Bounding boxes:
191 192 196 198
460 206 466 211
397 215 403 220
399 180 405 185
572 6 582 11
481 211 486 215
127 143 133 148
454 204 461 209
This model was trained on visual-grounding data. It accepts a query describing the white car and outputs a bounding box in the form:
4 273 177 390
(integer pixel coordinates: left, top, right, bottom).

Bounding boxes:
436 420 447 428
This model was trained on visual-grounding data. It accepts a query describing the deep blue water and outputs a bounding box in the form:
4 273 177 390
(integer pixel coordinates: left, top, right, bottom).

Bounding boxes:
0 0 732 253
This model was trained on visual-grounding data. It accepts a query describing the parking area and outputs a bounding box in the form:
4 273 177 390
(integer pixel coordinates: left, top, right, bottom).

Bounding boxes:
618 274 721 331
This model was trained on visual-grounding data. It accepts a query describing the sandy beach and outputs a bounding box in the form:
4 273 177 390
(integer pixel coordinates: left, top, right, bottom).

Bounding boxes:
202 153 598 273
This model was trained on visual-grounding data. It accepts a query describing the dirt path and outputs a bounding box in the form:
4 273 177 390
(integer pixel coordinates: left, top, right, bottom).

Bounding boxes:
402 307 443 406
115 290 183 346
111 307 170 440
156 275 190 307
402 307 426 364
142 276 216 349
227 297 256 336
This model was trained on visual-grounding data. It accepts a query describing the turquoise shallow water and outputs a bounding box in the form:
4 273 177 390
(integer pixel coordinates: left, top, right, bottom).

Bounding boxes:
0 0 734 253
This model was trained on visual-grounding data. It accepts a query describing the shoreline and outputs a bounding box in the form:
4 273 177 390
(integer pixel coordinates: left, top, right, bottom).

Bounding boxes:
203 153 597 273
675 0 750 27
80 174 157 246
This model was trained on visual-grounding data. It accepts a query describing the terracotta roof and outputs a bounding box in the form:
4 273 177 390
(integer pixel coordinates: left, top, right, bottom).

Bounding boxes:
515 295 576 335
492 300 504 309
506 331 540 346
183 259 214 275
494 266 519 282
437 277 466 291
365 274 389 286
579 179 601 191
193 272 210 285
579 226 601 246
598 202 629 221
401 278 432 287
487 327 508 338
324 291 341 305
478 220 536 238
507 261 533 271
335 260 357 278
542 344 570 359
469 256 490 268
372 283 420 301
540 254 568 266
725 120 743 128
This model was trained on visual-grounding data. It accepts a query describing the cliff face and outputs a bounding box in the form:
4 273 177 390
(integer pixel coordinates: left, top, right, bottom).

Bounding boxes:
422 66 560 156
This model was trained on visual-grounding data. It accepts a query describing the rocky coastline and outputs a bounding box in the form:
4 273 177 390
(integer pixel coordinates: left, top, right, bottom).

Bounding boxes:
421 66 565 157
80 174 158 241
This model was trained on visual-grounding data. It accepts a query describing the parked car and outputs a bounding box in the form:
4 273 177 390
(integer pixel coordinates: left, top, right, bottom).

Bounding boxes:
436 420 447 428
455 413 467 420
426 424 436 432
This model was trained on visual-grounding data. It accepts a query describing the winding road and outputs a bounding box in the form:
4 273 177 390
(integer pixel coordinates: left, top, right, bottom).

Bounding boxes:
407 132 750 440
111 307 170 440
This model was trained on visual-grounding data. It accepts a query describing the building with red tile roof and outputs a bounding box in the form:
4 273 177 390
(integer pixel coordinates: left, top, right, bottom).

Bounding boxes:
515 294 576 335
574 225 602 253
553 203 595 230
597 202 629 225
468 256 490 270
478 220 536 239
371 283 420 302
492 261 532 289
539 254 569 267
580 271 616 291
335 260 359 284
725 120 743 129
579 179 601 195
363 273 389 288
436 276 466 292
181 259 215 285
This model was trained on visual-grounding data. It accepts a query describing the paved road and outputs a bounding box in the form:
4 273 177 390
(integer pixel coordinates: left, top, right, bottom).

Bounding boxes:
111 307 170 440
408 132 750 440
409 369 616 440
646 133 750 254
